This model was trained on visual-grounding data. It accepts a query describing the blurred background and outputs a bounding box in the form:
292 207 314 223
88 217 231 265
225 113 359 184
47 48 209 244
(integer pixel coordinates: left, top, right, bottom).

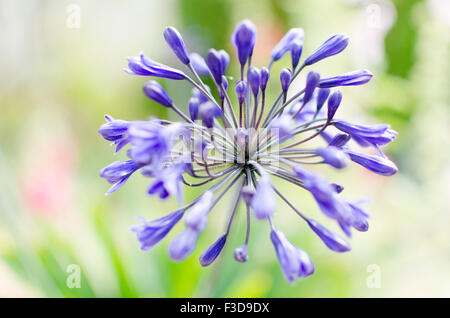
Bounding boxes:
0 0 449 297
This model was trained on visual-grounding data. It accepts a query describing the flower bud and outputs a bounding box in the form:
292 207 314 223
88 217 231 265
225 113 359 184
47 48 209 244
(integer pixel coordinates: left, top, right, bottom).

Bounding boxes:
316 146 349 169
234 245 248 263
247 66 261 97
319 70 373 88
235 80 247 104
218 49 230 75
260 67 270 92
199 235 227 267
307 219 351 252
232 19 257 66
188 97 200 121
304 71 320 104
290 39 303 69
304 33 349 65
271 28 304 62
280 68 292 93
316 88 330 112
189 53 209 76
205 49 223 84
327 90 343 121
163 26 190 64
143 80 173 107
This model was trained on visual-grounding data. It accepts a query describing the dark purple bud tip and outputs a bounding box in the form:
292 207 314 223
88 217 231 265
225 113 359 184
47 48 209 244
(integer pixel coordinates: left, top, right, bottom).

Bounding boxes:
163 26 190 64
232 19 257 66
234 245 249 263
199 235 227 267
331 183 344 193
327 90 342 120
235 80 248 104
247 66 261 97
260 67 270 91
143 80 173 107
304 33 349 66
280 68 292 92
307 219 352 252
205 49 223 85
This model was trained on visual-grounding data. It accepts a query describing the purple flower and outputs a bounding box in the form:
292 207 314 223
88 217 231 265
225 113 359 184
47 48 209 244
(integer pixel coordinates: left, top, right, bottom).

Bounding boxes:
307 219 351 252
348 201 370 232
168 228 199 261
188 97 200 121
163 26 190 64
334 120 398 147
316 146 349 169
260 67 270 92
199 235 227 266
232 19 257 66
319 70 373 88
270 229 314 283
235 80 247 104
192 86 210 104
147 163 185 202
199 101 222 128
247 66 261 97
234 245 249 263
127 120 170 165
218 75 229 100
303 71 320 105
271 28 304 62
184 191 214 232
125 53 185 80
290 39 303 69
218 50 230 75
304 34 349 65
102 18 398 283
130 210 184 251
270 114 295 141
100 160 140 194
328 133 351 148
189 53 210 76
327 90 342 121
251 175 276 220
98 115 130 153
280 68 292 93
143 80 173 107
316 88 330 112
292 165 351 224
346 150 398 176
206 49 224 84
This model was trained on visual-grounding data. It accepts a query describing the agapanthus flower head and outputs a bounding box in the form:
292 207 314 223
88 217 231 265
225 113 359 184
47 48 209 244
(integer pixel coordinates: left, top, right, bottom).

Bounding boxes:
100 19 398 283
